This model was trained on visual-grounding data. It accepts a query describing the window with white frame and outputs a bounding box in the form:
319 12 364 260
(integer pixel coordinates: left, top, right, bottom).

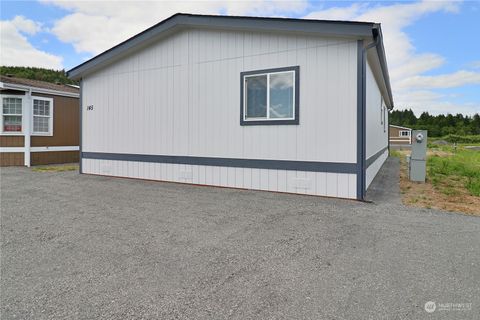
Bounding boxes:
2 96 23 133
241 66 299 125
32 97 53 135
399 130 410 137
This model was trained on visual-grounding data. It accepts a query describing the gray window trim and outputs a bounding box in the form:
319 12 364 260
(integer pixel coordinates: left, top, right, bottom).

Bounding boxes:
82 152 357 174
240 66 299 126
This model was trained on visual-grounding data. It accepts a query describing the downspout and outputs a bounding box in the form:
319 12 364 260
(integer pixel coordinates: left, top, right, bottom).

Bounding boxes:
357 30 380 200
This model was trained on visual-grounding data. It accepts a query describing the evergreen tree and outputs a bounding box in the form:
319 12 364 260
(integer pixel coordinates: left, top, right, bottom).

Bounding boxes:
0 66 78 85
389 108 480 137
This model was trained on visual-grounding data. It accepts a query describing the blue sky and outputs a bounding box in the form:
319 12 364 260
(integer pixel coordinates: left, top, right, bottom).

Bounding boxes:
1 0 479 116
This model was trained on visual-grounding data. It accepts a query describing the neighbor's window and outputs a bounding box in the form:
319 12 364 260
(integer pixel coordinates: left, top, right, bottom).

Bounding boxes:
400 130 410 137
32 97 53 135
2 97 23 132
241 66 299 125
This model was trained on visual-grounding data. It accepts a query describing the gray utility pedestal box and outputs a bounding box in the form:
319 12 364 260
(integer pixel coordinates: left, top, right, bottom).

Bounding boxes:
409 130 428 182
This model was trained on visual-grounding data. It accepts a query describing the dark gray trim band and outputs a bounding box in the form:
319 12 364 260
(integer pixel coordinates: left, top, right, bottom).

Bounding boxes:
240 66 299 126
67 13 375 80
82 152 357 174
79 79 82 174
356 40 366 200
365 146 388 168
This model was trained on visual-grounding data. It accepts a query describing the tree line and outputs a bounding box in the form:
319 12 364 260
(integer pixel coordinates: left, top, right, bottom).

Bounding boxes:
390 109 480 137
0 66 78 85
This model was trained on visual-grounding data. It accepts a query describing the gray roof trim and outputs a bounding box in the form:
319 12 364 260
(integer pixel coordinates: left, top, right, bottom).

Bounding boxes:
67 13 376 80
372 26 394 109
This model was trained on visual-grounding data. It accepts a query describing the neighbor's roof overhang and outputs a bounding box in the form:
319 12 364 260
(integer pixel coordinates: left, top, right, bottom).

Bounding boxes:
67 13 393 107
389 124 412 130
0 81 80 98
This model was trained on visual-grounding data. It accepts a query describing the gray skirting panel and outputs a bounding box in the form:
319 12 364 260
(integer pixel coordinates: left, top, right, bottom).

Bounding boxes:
82 152 357 174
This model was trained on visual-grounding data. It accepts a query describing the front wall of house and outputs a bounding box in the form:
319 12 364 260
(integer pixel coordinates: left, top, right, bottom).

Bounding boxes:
30 94 79 147
365 61 389 189
82 28 359 198
0 91 79 166
0 152 24 166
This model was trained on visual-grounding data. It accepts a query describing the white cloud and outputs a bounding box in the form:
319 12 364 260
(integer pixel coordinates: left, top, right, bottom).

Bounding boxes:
397 70 480 90
11 15 42 35
394 90 480 115
46 0 308 55
306 0 480 115
0 16 63 69
470 60 480 69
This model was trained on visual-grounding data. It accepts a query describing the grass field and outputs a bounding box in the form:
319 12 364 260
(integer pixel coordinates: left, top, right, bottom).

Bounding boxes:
428 145 480 197
393 144 480 215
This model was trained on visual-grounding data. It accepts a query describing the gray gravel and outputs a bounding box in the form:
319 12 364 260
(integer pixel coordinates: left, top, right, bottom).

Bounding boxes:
1 158 479 319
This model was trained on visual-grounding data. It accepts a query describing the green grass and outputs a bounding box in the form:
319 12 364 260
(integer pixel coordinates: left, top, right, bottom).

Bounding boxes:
32 165 78 172
429 134 480 145
427 146 480 196
390 149 402 158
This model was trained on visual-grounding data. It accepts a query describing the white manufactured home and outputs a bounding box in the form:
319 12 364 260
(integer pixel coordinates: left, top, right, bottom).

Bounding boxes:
68 14 393 200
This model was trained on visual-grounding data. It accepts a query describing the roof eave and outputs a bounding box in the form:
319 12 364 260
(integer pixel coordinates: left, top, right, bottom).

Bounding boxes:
372 25 394 110
67 13 376 80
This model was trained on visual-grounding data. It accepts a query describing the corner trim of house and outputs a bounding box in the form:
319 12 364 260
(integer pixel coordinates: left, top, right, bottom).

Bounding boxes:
356 40 366 200
79 79 83 174
82 152 358 174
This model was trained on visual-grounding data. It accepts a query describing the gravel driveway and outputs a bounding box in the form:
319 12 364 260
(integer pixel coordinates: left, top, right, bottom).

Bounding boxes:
1 158 479 319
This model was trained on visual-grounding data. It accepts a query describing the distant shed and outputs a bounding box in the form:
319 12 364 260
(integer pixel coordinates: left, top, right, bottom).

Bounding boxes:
68 13 394 200
389 125 412 146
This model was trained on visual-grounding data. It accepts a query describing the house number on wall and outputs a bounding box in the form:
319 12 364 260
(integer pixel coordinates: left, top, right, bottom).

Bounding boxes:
86 105 94 111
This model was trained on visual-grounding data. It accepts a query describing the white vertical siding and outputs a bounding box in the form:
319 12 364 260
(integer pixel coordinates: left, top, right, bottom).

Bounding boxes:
365 60 389 189
82 158 357 199
82 28 360 199
366 149 388 188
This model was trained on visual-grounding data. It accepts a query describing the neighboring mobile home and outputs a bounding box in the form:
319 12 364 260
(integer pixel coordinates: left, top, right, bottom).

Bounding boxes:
68 14 394 200
0 76 80 166
389 125 412 145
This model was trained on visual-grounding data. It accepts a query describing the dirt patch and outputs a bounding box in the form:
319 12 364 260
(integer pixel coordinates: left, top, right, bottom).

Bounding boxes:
396 152 480 216
32 164 78 172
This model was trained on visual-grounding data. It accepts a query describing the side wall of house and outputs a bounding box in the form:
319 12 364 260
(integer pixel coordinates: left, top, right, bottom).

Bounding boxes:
81 29 359 198
365 61 389 189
